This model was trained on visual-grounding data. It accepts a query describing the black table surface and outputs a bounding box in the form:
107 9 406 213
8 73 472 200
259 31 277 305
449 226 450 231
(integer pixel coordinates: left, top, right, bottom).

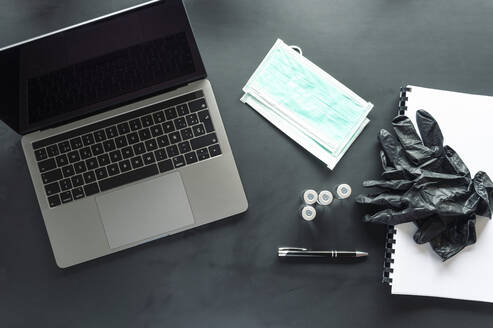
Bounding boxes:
2 0 493 327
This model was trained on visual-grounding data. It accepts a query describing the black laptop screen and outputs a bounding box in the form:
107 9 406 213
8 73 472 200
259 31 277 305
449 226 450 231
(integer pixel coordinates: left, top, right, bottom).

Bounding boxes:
0 0 206 134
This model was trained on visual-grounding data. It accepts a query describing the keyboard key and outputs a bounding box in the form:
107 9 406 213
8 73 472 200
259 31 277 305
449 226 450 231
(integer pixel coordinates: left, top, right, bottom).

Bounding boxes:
144 139 158 152
176 103 189 116
62 165 75 178
173 155 186 168
46 144 59 157
70 137 83 150
133 142 146 155
60 178 72 191
105 126 118 138
164 107 178 120
130 156 144 169
97 154 110 166
95 167 108 180
166 145 179 158
138 128 151 141
169 132 181 144
91 143 104 156
86 157 99 170
153 111 165 123
80 147 92 159
82 133 95 146
45 182 60 196
84 183 100 196
181 128 194 140
197 148 210 161
162 121 175 133
107 163 120 176
209 144 222 157
55 154 68 167
126 132 139 144
110 150 122 163
129 118 142 131
67 150 80 163
103 139 116 152
186 113 199 126
115 136 128 148
38 158 56 173
72 187 85 200
143 152 156 165
48 194 61 207
94 130 106 142
158 159 174 173
60 191 73 204
157 135 170 148
118 159 132 173
174 117 187 129
184 151 198 165
189 98 207 112
117 122 130 135
122 146 134 159
190 133 218 150
150 124 164 137
99 164 158 192
192 124 206 137
74 160 87 173
58 141 71 153
141 115 153 127
42 168 63 184
71 174 84 187
154 149 167 161
178 141 191 154
83 171 96 184
197 110 214 133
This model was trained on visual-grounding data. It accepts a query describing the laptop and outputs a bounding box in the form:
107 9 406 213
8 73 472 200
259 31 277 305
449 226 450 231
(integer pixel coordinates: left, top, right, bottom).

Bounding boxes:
0 0 247 268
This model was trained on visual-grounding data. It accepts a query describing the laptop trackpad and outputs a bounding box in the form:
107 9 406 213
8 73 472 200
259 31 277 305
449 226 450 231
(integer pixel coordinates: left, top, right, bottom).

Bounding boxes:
96 172 195 249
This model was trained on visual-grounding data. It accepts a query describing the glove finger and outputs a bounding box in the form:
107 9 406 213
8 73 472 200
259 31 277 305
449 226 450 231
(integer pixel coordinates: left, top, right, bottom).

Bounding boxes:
444 146 470 177
362 179 413 191
413 216 446 244
355 193 404 208
378 129 405 168
363 207 431 225
392 115 437 164
416 110 444 151
379 150 391 171
473 171 493 217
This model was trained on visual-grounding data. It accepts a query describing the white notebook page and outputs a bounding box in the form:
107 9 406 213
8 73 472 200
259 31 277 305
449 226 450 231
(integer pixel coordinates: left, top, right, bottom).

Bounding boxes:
391 85 493 302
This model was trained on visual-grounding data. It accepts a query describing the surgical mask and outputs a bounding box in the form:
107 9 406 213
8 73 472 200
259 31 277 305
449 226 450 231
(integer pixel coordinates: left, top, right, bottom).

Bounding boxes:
241 39 373 168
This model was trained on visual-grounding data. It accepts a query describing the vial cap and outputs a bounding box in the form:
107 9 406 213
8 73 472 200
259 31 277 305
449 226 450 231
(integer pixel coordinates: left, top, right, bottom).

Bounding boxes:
301 205 316 221
318 190 334 205
336 184 352 199
303 189 318 205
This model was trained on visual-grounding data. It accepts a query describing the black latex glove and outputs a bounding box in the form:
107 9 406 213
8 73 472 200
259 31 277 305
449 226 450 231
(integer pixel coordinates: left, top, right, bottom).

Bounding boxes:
356 110 493 260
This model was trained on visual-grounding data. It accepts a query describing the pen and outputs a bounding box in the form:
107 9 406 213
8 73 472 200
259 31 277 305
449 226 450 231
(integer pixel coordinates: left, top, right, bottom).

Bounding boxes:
278 247 368 258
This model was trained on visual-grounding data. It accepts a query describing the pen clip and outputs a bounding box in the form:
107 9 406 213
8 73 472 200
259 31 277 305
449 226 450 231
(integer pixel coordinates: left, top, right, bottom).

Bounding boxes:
278 247 308 251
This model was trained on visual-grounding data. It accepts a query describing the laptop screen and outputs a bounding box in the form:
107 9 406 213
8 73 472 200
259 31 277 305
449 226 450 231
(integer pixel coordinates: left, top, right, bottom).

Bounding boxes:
0 0 206 134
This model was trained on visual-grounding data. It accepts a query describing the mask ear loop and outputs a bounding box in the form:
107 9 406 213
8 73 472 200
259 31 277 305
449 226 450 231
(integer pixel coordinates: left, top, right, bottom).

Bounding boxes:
290 45 303 56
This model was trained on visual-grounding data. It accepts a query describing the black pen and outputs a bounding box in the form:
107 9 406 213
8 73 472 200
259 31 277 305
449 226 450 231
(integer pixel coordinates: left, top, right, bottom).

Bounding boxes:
278 247 368 258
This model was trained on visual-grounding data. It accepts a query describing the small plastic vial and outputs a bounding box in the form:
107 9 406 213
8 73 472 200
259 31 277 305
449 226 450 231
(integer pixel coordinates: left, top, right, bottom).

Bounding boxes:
300 205 317 221
302 189 318 205
335 184 352 199
317 190 334 206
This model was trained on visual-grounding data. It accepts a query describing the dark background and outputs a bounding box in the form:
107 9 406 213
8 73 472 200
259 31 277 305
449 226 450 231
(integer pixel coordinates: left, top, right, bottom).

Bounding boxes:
2 0 493 327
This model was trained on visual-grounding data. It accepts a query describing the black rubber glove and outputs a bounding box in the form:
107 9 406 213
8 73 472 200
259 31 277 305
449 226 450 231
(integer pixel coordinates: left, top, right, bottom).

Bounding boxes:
356 110 493 260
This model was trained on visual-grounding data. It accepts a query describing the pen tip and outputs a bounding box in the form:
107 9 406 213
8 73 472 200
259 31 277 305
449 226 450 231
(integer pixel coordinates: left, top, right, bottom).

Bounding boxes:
356 251 368 257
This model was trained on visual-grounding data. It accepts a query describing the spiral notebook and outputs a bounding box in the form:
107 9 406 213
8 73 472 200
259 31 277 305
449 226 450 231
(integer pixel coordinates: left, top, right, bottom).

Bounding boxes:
383 85 493 303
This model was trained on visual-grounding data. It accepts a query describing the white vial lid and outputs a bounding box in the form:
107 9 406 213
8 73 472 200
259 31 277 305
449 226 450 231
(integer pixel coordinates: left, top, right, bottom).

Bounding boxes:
303 189 318 205
336 184 352 199
318 190 334 205
301 205 317 221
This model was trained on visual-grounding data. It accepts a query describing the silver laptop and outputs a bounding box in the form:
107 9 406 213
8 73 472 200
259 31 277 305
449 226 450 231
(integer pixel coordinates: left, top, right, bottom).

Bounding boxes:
0 0 247 267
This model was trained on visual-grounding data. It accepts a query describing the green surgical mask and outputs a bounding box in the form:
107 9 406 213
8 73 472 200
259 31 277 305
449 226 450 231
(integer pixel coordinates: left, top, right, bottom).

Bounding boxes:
242 39 373 157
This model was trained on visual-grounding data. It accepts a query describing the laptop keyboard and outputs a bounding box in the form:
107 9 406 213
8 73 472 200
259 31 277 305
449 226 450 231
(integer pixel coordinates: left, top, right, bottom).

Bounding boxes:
32 90 222 208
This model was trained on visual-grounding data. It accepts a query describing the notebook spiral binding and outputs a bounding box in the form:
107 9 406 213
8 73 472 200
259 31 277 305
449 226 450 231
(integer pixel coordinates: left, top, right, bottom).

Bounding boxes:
382 225 397 284
398 85 412 115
